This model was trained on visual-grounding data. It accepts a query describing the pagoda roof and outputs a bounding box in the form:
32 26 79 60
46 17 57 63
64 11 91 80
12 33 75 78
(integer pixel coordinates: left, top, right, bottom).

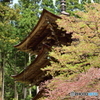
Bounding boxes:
12 47 51 85
15 9 61 54
12 9 72 85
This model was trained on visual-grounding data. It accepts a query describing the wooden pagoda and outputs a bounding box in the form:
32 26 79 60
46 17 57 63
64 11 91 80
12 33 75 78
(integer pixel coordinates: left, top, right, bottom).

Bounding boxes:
12 9 72 100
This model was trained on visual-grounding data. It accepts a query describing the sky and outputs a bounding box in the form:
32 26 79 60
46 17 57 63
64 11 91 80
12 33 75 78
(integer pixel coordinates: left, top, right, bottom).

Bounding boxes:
13 0 18 4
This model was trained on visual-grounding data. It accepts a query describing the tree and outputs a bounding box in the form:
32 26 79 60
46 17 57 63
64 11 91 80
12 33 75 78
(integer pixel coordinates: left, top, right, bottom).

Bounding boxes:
40 3 100 100
41 0 60 14
0 2 20 100
14 0 41 40
14 0 60 41
3 0 100 99
10 0 60 99
65 0 100 15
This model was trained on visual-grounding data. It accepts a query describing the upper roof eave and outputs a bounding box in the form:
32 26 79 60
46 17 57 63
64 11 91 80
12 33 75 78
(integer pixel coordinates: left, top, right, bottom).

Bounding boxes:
14 9 61 52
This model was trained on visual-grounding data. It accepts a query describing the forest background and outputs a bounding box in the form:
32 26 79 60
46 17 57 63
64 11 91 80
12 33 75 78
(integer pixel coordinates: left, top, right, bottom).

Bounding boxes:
0 0 100 100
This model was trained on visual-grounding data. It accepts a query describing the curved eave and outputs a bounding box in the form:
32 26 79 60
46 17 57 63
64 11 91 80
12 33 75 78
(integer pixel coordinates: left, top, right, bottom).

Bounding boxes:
11 49 50 85
14 9 61 52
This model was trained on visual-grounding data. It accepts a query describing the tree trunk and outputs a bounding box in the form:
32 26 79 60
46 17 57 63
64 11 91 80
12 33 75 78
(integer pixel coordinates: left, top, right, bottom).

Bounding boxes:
23 87 27 100
14 52 18 100
1 52 6 100
28 54 32 99
23 53 32 100
14 81 18 100
0 51 6 100
36 86 39 94
0 50 2 100
29 86 32 100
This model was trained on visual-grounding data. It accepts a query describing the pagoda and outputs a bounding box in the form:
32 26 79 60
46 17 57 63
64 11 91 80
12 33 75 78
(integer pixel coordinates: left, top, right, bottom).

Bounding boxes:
12 1 72 100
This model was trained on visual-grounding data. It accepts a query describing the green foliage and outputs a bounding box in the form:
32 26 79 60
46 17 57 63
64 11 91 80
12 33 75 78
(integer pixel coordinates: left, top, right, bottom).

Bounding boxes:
2 0 100 100
41 0 60 14
0 2 33 100
0 3 20 49
14 1 39 40
66 0 100 15
2 0 41 99
44 3 100 77
41 3 100 100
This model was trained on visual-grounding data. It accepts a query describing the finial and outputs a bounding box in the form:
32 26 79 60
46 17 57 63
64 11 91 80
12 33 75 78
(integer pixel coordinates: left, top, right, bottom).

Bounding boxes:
60 0 69 15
